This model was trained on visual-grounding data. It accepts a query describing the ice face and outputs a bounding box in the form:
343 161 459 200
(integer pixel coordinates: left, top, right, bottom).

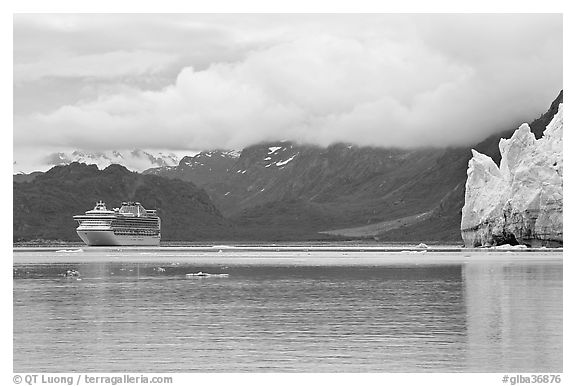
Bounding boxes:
461 104 563 247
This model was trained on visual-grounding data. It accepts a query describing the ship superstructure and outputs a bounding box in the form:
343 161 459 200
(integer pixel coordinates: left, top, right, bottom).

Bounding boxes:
73 201 161 246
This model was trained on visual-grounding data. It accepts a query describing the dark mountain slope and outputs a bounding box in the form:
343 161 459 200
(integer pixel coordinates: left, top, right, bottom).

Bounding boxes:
146 144 452 235
232 90 563 242
13 171 43 183
13 163 229 242
146 150 240 188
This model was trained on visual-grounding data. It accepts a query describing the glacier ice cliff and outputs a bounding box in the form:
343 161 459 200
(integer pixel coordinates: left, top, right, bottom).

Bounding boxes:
461 104 563 247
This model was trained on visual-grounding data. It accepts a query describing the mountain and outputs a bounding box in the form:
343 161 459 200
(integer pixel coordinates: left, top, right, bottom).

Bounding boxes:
145 150 241 189
147 143 449 217
145 143 459 240
15 92 563 243
144 91 563 243
42 149 182 172
14 148 185 185
13 163 229 242
13 171 43 183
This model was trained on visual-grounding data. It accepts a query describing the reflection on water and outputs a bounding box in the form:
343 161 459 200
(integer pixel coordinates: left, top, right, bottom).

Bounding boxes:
463 263 562 372
13 253 562 372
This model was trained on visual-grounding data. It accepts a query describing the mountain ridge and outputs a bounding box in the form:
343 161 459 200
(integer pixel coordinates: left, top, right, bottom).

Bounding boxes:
13 162 230 242
14 91 563 243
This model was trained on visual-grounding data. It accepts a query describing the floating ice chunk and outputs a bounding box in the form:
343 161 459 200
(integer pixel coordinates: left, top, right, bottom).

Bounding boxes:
416 243 429 249
186 272 229 278
494 244 528 249
62 269 81 278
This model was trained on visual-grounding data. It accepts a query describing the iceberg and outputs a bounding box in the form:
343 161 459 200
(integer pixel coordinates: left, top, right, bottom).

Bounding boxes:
461 104 563 247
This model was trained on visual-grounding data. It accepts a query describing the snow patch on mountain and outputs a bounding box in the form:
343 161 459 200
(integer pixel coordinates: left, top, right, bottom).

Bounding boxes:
268 146 282 155
260 144 299 169
223 150 242 158
43 149 183 172
276 154 298 167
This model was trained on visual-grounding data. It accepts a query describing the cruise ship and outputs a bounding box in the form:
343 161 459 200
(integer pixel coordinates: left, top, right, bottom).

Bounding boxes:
73 201 161 246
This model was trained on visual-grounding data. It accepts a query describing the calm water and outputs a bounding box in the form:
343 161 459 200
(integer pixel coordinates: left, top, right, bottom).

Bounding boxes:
13 249 562 372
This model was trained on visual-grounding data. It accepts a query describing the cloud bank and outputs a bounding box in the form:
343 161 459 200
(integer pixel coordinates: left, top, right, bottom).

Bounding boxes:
14 14 562 159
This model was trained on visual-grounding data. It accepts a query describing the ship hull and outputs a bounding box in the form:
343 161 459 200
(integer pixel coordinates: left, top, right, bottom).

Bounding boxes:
76 230 160 246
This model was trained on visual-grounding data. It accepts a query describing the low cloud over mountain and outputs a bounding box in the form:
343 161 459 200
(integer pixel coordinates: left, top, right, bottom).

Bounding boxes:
14 14 562 165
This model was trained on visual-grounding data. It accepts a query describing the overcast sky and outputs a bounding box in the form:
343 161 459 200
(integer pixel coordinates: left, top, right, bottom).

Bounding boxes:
13 13 562 172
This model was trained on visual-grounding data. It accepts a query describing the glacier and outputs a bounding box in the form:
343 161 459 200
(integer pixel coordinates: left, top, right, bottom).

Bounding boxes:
460 104 563 247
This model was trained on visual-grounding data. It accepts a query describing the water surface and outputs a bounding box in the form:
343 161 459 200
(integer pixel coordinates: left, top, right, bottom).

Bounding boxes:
13 249 562 372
